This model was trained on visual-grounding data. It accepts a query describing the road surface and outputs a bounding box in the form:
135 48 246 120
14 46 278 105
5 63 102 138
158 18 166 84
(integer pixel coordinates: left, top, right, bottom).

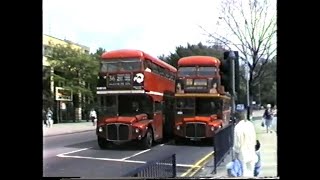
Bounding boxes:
43 130 213 178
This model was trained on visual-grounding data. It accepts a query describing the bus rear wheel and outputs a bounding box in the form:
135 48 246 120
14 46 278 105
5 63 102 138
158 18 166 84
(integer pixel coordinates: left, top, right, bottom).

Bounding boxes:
140 129 153 149
98 137 111 149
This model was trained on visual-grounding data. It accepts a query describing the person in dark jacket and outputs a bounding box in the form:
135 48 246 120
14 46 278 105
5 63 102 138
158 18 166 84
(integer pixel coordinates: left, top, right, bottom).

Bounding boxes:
43 108 47 126
254 140 261 177
263 104 274 133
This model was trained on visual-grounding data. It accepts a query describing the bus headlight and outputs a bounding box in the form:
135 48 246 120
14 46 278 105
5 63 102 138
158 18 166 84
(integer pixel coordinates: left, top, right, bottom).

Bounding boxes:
211 126 215 131
176 126 180 130
135 128 139 133
98 127 103 132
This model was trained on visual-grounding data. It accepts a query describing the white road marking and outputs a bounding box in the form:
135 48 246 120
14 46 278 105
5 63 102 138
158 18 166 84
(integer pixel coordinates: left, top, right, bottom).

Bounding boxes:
57 154 200 168
160 144 164 146
121 149 151 160
56 147 92 156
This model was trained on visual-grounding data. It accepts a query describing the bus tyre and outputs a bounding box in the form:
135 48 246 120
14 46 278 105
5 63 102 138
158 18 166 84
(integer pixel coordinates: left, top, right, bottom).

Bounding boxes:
140 129 153 149
98 137 110 149
174 137 185 145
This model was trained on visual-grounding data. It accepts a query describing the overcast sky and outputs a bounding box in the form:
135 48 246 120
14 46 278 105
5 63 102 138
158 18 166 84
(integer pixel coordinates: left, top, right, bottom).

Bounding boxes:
43 0 223 56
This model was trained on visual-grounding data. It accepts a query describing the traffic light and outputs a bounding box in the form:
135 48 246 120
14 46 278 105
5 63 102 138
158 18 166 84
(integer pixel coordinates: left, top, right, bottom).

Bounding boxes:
219 58 231 93
220 51 240 95
233 51 240 94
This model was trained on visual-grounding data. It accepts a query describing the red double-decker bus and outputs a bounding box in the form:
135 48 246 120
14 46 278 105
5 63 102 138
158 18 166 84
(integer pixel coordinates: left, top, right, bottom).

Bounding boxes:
174 56 231 143
96 49 177 149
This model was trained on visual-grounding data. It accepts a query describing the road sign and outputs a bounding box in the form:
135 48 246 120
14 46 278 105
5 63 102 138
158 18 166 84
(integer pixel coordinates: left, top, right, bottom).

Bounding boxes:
55 87 73 101
236 104 245 111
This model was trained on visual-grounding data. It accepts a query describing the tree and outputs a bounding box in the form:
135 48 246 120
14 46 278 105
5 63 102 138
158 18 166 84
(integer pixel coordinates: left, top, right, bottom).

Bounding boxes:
159 42 227 68
92 47 106 60
237 57 276 106
43 66 54 108
200 0 276 103
254 57 276 105
47 44 99 121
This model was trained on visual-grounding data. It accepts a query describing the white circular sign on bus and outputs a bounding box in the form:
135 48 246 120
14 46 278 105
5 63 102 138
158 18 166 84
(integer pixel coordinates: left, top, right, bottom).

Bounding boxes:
134 73 144 84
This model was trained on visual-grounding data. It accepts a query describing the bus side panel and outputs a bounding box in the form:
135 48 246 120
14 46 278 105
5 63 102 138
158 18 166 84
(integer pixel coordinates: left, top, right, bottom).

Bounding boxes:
153 112 163 140
144 71 175 94
163 92 175 139
222 98 231 127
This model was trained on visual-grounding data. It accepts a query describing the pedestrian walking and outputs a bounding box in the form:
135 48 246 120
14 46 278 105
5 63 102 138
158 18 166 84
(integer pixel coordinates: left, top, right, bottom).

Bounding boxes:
232 111 257 177
226 139 261 177
254 140 261 177
89 108 97 126
263 104 274 133
46 107 53 128
43 108 47 126
272 105 277 117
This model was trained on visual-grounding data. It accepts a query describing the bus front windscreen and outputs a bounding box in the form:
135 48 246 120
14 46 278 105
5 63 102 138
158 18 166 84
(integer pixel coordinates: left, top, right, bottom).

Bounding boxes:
97 95 117 117
195 98 220 116
176 98 195 116
100 59 142 73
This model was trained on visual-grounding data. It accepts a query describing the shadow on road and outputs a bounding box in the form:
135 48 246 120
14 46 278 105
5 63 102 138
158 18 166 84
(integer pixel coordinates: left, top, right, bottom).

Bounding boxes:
165 139 213 147
65 140 159 151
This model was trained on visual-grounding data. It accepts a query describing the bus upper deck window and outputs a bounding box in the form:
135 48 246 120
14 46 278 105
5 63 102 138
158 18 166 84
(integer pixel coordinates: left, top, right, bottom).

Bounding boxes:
178 67 196 76
122 61 141 71
197 67 217 76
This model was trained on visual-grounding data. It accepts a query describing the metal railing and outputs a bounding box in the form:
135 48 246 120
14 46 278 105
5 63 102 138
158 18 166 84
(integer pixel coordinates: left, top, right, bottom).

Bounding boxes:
212 124 234 174
123 154 177 178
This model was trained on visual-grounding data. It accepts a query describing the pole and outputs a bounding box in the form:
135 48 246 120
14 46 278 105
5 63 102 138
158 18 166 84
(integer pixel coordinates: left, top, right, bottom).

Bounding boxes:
247 75 250 120
231 56 236 115
246 65 250 120
56 100 60 124
258 84 261 105
59 101 63 122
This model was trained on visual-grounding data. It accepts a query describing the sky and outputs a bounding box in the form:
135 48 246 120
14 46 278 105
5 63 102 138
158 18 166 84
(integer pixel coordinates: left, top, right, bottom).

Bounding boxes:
43 0 222 56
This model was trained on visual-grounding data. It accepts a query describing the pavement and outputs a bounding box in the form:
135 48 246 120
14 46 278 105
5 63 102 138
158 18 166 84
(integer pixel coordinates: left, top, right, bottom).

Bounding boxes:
43 122 96 137
194 110 278 178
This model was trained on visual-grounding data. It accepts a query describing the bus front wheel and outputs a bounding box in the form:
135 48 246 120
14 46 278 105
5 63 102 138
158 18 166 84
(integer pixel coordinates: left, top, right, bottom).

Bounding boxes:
140 129 153 149
98 137 111 149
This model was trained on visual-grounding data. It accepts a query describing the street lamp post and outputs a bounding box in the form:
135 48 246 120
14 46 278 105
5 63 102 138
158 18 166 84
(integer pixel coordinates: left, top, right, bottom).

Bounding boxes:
228 51 236 116
246 66 250 120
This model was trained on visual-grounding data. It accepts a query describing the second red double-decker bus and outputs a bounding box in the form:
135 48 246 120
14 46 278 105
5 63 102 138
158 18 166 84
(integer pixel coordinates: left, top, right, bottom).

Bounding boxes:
96 49 177 149
174 56 231 143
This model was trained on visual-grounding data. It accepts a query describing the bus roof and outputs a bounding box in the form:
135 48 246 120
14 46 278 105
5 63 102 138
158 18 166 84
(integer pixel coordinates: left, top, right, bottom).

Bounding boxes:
175 93 231 99
101 49 177 72
178 56 221 67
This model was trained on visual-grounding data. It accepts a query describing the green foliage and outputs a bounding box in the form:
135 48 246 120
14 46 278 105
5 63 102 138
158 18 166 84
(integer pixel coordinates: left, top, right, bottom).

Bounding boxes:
237 58 276 105
158 42 227 68
43 66 54 107
46 44 100 100
91 47 106 60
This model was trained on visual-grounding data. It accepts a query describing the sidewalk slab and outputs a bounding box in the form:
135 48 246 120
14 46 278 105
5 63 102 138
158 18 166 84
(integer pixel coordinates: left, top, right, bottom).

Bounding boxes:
43 122 96 137
253 119 278 177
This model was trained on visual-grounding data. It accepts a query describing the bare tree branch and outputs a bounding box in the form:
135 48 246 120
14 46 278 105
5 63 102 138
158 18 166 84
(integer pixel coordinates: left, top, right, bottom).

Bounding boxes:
199 0 276 97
